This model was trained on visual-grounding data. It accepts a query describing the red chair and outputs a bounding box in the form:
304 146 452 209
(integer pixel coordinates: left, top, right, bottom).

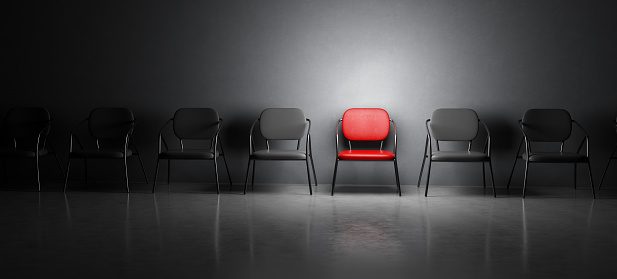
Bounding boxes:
331 108 401 195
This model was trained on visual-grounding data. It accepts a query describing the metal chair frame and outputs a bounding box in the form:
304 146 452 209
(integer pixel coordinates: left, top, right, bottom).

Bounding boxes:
417 116 495 197
1 108 64 191
507 118 595 198
152 116 232 194
599 119 617 189
331 118 401 196
243 117 317 195
64 112 148 193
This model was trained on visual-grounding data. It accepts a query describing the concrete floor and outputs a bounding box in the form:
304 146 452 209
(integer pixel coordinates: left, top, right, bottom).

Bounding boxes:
1 183 616 279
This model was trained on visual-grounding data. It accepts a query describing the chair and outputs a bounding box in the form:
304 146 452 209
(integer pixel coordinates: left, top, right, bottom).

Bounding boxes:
507 109 595 198
244 108 317 195
0 107 64 191
331 108 401 196
417 108 495 197
64 108 148 192
152 108 232 194
599 117 617 189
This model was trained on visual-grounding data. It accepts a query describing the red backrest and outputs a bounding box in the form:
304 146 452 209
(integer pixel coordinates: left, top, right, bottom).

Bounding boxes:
342 108 390 141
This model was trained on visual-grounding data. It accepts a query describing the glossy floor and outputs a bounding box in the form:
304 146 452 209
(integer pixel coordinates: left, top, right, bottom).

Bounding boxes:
1 183 616 279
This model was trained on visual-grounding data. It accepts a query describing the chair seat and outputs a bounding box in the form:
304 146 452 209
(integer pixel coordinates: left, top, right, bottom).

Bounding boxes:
159 149 217 159
251 150 307 160
0 148 49 158
338 150 395 161
431 151 488 162
70 149 133 159
523 152 588 163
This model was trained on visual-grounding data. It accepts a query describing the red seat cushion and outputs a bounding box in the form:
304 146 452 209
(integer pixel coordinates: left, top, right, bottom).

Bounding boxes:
338 150 395 160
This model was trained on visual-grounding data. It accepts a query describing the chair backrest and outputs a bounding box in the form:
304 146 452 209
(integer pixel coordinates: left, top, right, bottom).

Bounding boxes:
6 107 51 139
173 108 219 140
342 108 390 141
430 108 479 141
259 108 307 140
521 109 572 142
88 108 135 140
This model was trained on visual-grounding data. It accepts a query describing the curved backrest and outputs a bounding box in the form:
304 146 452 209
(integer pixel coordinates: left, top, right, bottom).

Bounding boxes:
522 109 572 142
430 108 479 141
259 108 307 140
89 108 135 140
342 108 390 141
6 107 51 139
173 108 219 140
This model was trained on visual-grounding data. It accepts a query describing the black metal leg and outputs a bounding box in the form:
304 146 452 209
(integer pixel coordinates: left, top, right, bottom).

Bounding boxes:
394 159 401 196
64 159 71 192
243 159 252 195
124 156 129 193
599 144 617 189
251 161 256 188
53 153 65 178
331 159 339 196
309 154 318 186
417 154 427 188
36 155 41 192
137 154 149 184
214 158 220 194
221 155 233 191
507 157 519 190
152 158 160 193
424 159 432 197
305 160 312 195
587 162 595 199
522 161 529 198
488 160 496 198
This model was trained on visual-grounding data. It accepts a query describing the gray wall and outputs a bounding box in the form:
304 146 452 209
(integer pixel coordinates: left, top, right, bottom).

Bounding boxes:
6 0 617 189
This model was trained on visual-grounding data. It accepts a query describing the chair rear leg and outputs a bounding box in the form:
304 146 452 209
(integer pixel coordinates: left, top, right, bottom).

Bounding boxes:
63 159 72 192
417 154 427 188
599 144 617 189
489 160 496 198
310 154 318 186
137 153 149 184
507 158 519 190
305 160 312 195
522 161 530 198
36 155 41 192
214 158 220 194
221 155 233 191
53 153 65 178
482 162 486 188
424 160 432 197
243 159 252 195
124 156 130 193
394 159 401 196
331 159 339 196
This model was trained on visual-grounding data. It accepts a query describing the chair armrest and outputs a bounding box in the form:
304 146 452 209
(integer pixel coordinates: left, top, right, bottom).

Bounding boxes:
248 119 259 154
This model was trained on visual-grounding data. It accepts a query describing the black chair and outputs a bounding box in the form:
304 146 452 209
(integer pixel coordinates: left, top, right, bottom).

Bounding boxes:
599 117 617 189
507 109 595 198
0 107 64 191
64 108 148 192
152 108 232 194
417 108 495 197
244 108 317 195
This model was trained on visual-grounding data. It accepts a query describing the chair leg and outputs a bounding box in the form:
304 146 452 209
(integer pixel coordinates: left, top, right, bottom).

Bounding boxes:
251 161 256 188
221 155 233 191
331 159 339 196
599 144 617 189
424 159 432 197
124 156 130 193
214 158 220 194
305 160 312 195
394 159 401 196
488 160 496 198
522 161 530 198
310 154 318 186
587 162 596 199
36 155 41 192
243 159 252 195
417 154 427 188
152 158 161 193
53 153 65 178
63 159 72 192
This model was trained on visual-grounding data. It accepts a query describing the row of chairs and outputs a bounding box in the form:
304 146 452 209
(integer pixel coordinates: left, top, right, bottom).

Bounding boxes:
1 107 615 198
